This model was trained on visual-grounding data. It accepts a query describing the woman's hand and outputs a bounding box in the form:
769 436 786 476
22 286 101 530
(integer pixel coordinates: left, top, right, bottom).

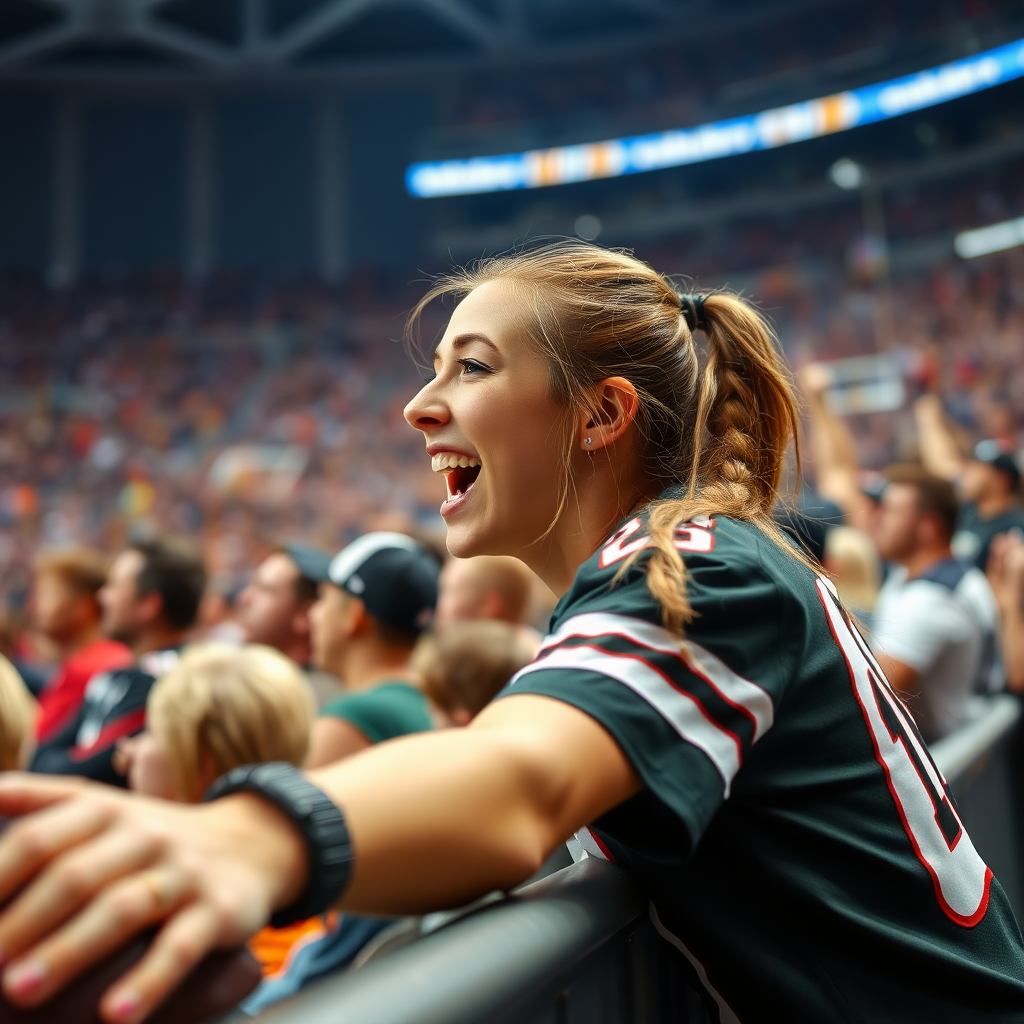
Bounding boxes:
0 773 306 1024
0 696 639 1022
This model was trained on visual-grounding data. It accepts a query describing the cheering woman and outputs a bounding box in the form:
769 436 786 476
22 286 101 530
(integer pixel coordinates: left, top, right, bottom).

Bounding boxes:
0 244 1021 1023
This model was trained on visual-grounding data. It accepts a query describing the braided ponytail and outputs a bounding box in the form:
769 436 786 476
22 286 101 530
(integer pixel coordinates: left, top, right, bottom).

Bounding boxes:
644 291 802 634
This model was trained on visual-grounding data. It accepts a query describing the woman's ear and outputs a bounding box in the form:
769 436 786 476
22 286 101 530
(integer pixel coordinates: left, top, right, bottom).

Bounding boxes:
577 376 640 452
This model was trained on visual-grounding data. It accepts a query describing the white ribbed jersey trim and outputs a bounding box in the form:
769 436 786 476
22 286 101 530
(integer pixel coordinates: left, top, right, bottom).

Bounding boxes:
538 612 774 741
510 612 775 794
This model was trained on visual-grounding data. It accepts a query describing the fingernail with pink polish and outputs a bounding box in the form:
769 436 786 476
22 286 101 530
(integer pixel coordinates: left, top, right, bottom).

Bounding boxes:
109 992 140 1023
5 959 45 997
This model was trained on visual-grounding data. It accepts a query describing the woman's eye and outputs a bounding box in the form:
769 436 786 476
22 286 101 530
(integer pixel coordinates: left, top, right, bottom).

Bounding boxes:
458 359 490 376
422 372 437 383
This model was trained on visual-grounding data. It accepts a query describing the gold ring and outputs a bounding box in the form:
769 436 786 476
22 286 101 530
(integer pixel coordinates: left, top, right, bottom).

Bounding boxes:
136 870 173 913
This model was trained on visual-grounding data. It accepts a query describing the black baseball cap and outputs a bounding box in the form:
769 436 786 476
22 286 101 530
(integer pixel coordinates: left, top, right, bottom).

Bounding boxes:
327 532 440 638
284 543 334 585
973 440 1021 486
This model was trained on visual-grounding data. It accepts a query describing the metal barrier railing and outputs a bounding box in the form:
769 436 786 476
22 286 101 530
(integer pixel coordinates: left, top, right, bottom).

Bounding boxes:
246 856 708 1024
931 693 1023 917
239 695 1022 1024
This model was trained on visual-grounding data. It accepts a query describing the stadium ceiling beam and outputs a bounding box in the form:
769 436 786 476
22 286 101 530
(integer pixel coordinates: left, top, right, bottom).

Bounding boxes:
0 0 886 82
267 0 381 62
130 20 238 70
421 0 501 51
0 21 78 70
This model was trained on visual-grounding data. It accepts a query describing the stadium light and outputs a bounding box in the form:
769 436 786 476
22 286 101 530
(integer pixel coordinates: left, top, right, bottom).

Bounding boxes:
574 214 602 241
954 216 1024 258
407 36 1024 198
830 158 865 190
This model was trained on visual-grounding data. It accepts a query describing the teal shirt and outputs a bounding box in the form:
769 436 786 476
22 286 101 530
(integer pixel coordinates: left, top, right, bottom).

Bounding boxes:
320 682 432 744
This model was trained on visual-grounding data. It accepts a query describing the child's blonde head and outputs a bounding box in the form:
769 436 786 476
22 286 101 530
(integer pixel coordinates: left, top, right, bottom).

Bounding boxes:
147 643 314 801
0 655 36 771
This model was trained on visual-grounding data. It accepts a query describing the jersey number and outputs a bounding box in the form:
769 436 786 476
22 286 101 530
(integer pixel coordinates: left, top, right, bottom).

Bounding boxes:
817 579 991 927
600 516 715 569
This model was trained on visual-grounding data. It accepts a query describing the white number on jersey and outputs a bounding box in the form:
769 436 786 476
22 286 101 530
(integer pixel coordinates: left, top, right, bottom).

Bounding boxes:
600 516 716 569
816 578 991 927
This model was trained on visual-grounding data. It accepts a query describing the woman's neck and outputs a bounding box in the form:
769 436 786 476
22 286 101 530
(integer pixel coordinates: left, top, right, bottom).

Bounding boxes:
520 468 654 597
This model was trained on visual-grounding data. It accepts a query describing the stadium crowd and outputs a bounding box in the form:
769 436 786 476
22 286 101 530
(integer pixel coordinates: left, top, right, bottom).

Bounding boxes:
0 226 1022 1011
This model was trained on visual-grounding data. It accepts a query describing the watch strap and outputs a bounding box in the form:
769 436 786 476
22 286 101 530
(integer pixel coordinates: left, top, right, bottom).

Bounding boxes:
204 762 353 928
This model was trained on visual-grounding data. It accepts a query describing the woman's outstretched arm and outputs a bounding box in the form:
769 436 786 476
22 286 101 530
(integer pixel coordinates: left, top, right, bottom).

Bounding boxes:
0 694 640 1024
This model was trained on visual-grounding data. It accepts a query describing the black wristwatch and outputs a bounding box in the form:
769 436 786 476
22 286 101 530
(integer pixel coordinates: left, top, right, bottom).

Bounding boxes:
204 762 353 928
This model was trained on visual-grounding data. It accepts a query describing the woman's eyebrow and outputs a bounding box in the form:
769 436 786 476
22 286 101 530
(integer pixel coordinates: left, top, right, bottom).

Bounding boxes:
432 333 499 361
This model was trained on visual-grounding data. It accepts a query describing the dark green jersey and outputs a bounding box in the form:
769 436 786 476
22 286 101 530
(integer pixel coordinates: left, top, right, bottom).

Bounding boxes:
501 505 1024 1023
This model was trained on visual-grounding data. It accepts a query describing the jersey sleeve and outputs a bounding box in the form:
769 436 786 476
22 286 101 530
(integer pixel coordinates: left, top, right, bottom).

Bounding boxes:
500 520 791 854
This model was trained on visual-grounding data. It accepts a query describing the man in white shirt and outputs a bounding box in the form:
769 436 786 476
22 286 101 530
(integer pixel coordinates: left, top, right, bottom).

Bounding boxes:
870 464 1001 743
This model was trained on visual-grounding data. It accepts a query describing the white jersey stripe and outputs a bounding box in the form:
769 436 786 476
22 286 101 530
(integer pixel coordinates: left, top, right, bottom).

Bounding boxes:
510 643 742 792
650 904 742 1024
538 612 774 741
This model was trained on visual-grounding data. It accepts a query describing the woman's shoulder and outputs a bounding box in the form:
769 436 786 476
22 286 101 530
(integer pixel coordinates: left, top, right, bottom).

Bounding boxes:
560 514 805 626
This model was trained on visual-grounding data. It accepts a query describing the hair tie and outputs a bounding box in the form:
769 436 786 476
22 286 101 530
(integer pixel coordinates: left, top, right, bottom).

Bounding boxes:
678 293 706 333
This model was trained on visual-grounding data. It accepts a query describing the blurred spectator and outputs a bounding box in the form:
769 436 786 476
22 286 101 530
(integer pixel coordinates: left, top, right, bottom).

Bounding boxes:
0 655 37 771
29 548 131 743
914 395 1024 570
800 363 885 541
823 526 882 627
306 533 440 768
435 555 532 629
29 535 206 786
434 555 543 652
236 545 342 708
119 642 313 800
415 620 536 727
116 642 318 978
986 531 1024 694
194 584 244 645
869 465 1000 743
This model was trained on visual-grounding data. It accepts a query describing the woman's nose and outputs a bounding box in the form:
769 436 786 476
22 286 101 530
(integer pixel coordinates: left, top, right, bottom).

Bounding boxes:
404 382 450 432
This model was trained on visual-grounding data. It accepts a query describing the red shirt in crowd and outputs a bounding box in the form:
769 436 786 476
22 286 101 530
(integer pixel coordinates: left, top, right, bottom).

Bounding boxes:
36 639 133 742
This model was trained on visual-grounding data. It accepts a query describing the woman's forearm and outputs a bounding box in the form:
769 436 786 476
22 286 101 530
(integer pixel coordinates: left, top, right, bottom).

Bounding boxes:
306 695 639 915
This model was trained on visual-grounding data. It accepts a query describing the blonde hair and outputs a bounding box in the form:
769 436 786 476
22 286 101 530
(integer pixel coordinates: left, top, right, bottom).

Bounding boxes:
415 621 536 719
408 241 802 636
147 643 315 801
0 655 37 771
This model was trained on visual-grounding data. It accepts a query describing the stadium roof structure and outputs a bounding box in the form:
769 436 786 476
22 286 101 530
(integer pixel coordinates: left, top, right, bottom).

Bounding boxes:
0 0 856 81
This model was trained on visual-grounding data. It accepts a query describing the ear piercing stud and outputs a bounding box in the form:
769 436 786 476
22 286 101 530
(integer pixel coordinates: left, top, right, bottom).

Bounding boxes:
585 437 593 446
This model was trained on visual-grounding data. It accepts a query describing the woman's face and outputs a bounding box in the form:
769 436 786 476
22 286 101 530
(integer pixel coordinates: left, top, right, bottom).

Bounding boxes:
404 280 571 560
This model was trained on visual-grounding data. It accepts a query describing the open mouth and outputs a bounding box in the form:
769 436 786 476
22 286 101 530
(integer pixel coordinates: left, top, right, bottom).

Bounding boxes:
431 453 482 504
